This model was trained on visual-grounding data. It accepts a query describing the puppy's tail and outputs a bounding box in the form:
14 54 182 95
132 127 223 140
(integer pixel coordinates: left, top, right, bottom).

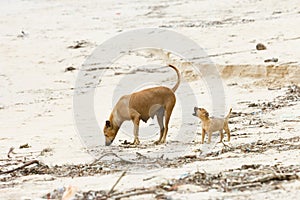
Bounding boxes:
168 64 181 92
225 108 232 121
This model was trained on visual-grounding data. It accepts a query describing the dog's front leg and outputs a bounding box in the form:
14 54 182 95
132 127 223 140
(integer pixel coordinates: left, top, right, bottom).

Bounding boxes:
201 128 206 144
130 110 141 145
133 119 140 145
207 131 212 144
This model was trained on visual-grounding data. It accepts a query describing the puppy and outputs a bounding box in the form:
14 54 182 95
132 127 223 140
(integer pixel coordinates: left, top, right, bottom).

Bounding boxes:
193 107 232 144
103 64 181 146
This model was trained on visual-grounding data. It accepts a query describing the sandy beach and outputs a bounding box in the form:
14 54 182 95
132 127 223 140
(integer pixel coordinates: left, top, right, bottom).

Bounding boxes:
0 0 300 199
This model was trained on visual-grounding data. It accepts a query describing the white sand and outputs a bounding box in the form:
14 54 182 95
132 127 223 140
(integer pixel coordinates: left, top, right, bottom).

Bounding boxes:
0 0 299 199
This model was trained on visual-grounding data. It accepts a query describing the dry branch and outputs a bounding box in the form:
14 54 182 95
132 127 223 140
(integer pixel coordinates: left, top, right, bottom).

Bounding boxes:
108 171 127 195
7 147 15 158
248 173 298 184
0 160 39 175
228 182 262 190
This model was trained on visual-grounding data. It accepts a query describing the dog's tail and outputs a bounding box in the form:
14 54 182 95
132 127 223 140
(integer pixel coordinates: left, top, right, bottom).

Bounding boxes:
225 108 232 121
168 64 181 92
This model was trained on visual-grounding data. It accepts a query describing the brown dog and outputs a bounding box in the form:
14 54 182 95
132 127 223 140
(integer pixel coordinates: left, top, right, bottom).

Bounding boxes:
193 107 232 144
103 64 181 146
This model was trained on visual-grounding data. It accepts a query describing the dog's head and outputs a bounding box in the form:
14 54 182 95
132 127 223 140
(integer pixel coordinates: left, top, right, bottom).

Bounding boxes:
193 107 209 119
103 120 118 146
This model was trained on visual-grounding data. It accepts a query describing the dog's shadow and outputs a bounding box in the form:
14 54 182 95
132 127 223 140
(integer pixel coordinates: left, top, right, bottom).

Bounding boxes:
118 141 160 149
118 140 191 149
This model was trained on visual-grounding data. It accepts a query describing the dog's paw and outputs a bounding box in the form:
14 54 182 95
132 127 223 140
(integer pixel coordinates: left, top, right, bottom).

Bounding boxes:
154 140 162 145
131 139 140 145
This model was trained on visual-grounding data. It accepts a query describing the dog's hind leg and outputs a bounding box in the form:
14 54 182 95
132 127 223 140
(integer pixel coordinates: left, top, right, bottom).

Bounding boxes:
160 104 175 144
154 108 165 144
224 124 230 142
219 130 224 143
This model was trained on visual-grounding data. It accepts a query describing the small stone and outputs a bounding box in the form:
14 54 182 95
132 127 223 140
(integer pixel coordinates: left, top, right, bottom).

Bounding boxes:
65 66 77 72
256 43 267 50
264 58 278 62
256 140 263 145
19 143 30 149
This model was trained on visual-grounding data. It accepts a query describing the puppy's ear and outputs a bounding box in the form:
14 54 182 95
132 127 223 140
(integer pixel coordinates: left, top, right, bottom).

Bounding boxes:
105 120 111 127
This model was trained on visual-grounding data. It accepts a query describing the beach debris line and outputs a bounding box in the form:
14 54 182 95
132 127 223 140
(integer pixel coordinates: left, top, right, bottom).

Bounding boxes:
1 136 299 178
42 164 300 199
247 85 300 111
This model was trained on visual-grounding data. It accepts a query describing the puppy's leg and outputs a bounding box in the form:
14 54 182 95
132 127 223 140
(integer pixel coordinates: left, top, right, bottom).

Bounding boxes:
130 109 141 145
219 130 224 143
208 131 213 144
155 108 164 145
201 128 206 144
224 123 230 142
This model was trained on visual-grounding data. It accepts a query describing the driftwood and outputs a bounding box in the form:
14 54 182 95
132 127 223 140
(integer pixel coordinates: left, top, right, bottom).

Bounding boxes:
283 119 300 122
0 160 39 175
248 173 298 183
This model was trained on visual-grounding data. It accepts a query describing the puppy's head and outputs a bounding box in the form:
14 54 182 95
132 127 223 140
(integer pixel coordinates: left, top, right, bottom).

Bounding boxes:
103 120 117 146
193 107 209 119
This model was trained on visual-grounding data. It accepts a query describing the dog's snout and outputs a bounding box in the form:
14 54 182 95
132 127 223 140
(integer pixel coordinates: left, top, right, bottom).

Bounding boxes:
105 137 114 146
105 141 112 146
192 107 198 116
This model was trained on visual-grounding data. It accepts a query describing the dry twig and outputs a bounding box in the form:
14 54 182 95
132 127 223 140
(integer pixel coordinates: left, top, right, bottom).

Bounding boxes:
221 141 233 150
108 171 127 195
7 147 15 158
248 173 298 184
0 160 39 175
228 182 262 191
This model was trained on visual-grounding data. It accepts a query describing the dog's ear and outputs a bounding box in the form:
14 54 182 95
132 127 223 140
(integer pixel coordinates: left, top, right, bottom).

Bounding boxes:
204 111 209 118
105 120 111 127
